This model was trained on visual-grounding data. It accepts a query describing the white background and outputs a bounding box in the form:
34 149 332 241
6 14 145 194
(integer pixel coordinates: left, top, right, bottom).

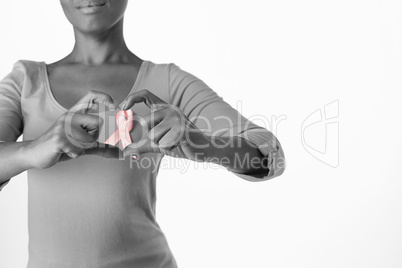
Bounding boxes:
1 0 401 267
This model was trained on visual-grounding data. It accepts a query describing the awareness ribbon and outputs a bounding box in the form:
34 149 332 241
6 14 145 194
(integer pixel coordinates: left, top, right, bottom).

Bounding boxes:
104 110 137 159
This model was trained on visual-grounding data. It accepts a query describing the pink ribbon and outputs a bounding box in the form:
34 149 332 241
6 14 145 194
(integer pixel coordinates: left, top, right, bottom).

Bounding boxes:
104 110 137 159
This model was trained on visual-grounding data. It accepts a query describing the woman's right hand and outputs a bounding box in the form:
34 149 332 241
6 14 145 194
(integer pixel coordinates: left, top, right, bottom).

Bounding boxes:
26 90 121 169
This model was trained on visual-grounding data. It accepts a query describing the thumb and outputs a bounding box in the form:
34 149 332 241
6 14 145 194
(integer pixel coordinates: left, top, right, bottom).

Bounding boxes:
123 139 160 158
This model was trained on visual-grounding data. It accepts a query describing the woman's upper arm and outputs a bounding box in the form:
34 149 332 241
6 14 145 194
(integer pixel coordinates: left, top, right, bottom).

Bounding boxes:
168 63 286 181
0 60 24 142
0 60 25 190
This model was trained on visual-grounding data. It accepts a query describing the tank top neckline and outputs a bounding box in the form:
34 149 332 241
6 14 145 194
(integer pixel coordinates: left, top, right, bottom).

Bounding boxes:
39 60 149 112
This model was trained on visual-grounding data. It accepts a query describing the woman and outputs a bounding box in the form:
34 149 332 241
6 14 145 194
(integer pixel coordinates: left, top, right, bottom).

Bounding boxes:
0 0 285 267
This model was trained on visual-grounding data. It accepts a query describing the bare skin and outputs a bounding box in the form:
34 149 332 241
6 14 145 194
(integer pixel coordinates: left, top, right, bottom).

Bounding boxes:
46 56 143 110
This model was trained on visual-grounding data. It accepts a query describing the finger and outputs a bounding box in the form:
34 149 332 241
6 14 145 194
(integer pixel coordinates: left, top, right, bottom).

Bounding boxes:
158 126 185 150
123 138 160 158
62 113 102 149
61 138 87 159
143 109 168 129
66 124 98 149
121 89 167 110
148 119 172 144
67 113 103 134
69 90 120 113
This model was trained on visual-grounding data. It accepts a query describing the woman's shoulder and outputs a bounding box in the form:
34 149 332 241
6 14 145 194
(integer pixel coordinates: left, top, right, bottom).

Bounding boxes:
9 59 44 74
145 59 179 73
12 58 43 65
1 59 46 95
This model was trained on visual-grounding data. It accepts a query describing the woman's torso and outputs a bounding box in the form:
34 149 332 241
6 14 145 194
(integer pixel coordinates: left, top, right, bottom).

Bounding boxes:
19 59 178 268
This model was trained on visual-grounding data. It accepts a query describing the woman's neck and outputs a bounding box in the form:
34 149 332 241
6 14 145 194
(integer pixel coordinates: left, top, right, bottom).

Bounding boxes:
67 18 136 66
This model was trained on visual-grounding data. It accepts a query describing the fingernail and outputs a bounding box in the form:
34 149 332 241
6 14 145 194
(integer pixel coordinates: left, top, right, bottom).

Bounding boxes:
121 102 127 110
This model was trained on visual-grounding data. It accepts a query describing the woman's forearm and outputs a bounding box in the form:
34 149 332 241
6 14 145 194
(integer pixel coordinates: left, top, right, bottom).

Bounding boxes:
0 141 34 183
207 135 271 175
183 129 283 176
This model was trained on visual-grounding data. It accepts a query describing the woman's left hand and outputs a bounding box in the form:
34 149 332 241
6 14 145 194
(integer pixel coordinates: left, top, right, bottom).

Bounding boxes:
120 89 210 160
